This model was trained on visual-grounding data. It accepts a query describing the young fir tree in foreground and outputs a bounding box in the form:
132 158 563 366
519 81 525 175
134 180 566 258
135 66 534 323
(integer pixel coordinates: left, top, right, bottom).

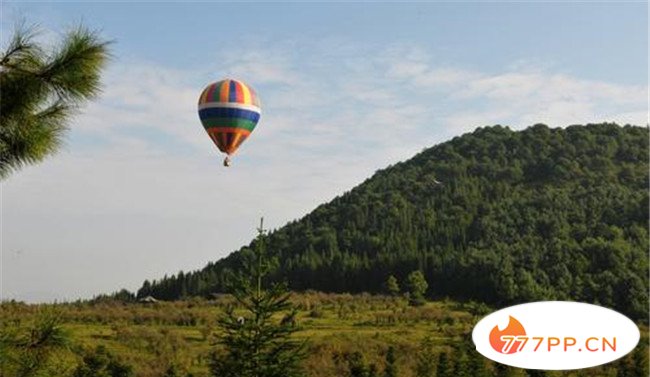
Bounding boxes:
210 218 307 377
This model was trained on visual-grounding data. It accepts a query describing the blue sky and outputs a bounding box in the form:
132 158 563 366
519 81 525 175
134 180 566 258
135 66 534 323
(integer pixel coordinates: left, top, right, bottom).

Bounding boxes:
2 2 648 302
7 3 647 82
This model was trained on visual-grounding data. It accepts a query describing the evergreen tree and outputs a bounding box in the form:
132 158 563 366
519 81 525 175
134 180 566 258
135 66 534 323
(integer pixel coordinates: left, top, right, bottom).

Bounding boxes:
499 367 528 377
383 346 397 377
0 22 110 179
73 345 134 377
385 275 400 296
612 347 647 377
467 349 489 377
162 364 180 377
436 351 453 377
406 270 428 306
452 348 471 377
414 337 436 377
209 218 307 377
342 351 378 377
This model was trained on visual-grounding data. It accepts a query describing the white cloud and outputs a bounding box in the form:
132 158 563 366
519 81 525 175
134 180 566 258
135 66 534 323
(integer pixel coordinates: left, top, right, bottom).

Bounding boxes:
457 72 545 100
219 49 302 86
71 62 206 152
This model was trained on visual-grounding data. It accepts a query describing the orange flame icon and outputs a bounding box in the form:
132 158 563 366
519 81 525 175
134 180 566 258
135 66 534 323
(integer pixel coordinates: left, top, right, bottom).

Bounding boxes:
489 316 527 354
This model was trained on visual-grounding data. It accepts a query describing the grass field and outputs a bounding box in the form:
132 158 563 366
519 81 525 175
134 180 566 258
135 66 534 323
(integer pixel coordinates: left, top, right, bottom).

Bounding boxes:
1 293 647 377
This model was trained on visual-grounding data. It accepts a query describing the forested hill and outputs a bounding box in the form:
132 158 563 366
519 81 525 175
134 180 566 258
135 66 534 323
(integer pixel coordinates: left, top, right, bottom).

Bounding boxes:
138 123 649 320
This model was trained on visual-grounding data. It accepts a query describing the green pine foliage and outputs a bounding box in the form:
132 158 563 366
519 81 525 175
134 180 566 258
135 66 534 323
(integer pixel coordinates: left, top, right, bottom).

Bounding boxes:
385 275 400 296
414 336 436 377
336 351 379 377
209 219 307 377
72 346 134 377
140 123 649 320
0 23 110 179
383 346 397 377
436 351 453 377
406 271 428 306
0 309 71 377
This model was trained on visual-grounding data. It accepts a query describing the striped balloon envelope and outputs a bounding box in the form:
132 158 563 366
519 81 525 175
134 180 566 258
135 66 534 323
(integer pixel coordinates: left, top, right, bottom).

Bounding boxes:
197 79 261 165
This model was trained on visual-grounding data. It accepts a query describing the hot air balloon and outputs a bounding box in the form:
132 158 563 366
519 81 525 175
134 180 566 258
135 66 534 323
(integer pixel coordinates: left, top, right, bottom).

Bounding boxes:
197 79 261 166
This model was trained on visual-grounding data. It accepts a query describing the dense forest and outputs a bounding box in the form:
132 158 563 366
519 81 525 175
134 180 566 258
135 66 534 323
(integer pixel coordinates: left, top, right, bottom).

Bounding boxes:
137 123 649 320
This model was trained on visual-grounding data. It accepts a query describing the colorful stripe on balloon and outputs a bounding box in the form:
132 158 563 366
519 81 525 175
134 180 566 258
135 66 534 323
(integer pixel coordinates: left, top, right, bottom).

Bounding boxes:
198 79 261 108
206 128 250 155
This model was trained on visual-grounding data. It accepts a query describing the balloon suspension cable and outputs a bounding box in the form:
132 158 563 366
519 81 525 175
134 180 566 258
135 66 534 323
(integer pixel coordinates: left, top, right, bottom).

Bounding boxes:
223 156 231 167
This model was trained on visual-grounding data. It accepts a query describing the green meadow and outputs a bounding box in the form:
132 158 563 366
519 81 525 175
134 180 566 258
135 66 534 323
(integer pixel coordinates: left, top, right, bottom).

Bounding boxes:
1 293 647 377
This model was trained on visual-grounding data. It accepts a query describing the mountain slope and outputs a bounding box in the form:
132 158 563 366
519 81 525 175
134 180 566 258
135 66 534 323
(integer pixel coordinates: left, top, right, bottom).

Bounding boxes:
138 123 649 319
